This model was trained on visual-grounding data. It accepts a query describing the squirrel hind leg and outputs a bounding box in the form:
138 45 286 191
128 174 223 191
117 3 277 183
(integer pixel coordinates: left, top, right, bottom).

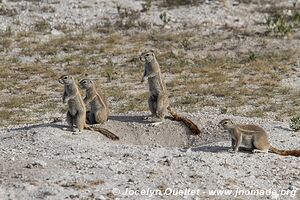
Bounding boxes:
95 110 108 124
148 97 157 116
66 111 73 127
149 117 164 126
150 121 163 126
74 112 85 132
252 149 269 153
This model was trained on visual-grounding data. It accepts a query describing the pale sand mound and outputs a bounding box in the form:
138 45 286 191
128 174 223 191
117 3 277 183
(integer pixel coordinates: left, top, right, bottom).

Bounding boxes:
0 112 299 199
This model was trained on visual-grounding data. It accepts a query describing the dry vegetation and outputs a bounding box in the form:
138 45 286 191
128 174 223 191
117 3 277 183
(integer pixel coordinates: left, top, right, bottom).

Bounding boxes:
0 0 300 126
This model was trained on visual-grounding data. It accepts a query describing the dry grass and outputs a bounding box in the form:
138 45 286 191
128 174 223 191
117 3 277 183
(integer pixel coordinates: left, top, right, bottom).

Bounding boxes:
0 24 299 127
166 50 298 118
0 4 18 16
159 0 200 7
34 20 51 32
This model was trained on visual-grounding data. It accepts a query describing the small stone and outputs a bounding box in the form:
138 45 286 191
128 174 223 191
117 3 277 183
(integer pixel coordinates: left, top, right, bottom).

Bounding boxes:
25 160 47 169
97 195 106 200
232 1 239 6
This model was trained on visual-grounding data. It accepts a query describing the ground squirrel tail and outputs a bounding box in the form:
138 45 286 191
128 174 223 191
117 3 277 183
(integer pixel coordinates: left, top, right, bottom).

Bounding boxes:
84 125 120 141
270 146 300 157
167 107 201 135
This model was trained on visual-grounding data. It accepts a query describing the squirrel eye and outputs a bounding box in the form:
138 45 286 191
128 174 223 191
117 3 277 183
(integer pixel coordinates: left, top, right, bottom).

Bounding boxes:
63 76 68 79
146 53 150 56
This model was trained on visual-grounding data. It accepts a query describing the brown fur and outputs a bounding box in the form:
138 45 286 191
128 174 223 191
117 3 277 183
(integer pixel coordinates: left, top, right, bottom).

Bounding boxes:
219 119 300 157
79 79 109 124
167 107 201 135
59 75 119 141
140 51 201 135
269 146 300 157
84 125 119 141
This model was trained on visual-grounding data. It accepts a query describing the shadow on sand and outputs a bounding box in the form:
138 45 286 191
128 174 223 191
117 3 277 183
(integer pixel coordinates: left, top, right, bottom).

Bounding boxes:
274 125 293 132
109 115 175 124
8 122 67 132
179 145 252 154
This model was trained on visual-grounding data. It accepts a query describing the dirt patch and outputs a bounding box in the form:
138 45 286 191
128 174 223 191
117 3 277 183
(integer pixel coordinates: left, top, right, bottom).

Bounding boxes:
0 1 300 199
0 112 299 199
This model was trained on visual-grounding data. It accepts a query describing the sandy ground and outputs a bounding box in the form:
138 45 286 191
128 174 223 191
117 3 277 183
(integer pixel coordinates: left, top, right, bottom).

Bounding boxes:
0 112 299 200
0 0 300 199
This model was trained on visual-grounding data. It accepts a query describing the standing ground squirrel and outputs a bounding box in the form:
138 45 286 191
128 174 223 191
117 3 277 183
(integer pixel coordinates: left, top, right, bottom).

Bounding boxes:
58 75 119 140
79 79 109 124
219 119 300 157
140 50 201 135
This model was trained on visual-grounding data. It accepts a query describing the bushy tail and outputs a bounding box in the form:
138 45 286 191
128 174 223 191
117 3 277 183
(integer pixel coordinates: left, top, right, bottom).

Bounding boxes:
270 146 300 157
84 125 119 141
167 107 201 135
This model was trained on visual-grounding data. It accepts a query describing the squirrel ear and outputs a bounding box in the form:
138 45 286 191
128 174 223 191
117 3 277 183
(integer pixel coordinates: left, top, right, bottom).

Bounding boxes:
139 55 145 62
150 50 155 57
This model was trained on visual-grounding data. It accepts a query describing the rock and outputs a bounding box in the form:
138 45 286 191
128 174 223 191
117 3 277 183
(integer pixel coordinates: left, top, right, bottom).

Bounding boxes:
25 160 47 169
51 29 64 36
97 195 106 200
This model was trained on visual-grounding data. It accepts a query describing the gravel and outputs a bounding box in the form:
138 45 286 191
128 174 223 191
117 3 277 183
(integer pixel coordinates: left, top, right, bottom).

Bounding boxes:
0 0 299 199
0 112 299 199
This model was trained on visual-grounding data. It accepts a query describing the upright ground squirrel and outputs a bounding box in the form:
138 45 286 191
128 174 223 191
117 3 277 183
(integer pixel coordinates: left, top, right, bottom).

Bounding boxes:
140 51 201 135
79 79 109 124
58 75 119 140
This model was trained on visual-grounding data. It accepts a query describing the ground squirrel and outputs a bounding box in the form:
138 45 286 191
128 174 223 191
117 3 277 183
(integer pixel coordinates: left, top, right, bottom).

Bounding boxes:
58 75 119 140
219 119 300 157
79 79 109 124
140 50 201 135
